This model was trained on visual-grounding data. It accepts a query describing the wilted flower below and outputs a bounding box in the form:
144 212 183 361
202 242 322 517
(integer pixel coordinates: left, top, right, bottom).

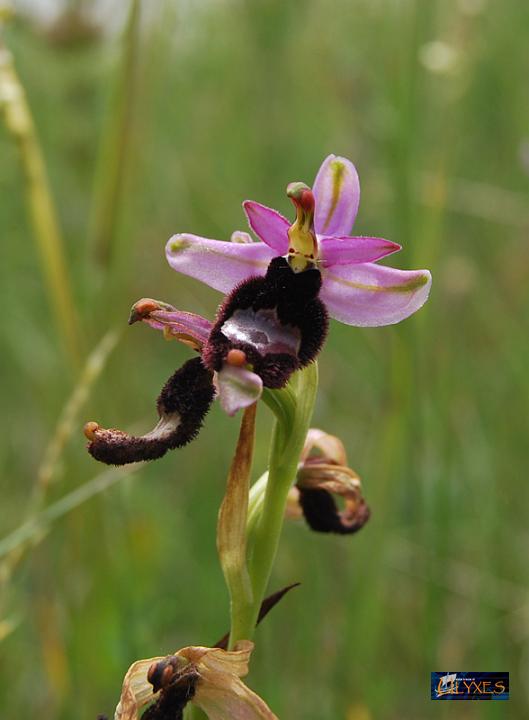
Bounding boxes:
288 428 370 535
113 640 276 720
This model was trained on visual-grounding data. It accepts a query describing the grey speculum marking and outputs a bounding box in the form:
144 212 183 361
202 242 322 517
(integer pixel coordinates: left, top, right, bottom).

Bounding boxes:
221 308 301 355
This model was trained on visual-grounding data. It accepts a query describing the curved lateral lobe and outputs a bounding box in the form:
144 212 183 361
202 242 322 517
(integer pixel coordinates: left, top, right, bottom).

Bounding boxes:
87 357 215 465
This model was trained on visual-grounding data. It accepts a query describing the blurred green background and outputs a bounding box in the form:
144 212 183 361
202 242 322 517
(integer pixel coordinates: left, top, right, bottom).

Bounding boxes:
1 0 528 718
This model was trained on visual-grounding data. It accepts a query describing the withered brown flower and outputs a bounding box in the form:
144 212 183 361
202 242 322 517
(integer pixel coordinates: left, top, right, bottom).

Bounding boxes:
288 428 370 535
113 641 276 720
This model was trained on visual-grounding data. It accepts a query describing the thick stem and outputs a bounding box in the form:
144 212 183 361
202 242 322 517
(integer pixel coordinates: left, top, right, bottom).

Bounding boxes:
246 472 268 540
230 363 318 644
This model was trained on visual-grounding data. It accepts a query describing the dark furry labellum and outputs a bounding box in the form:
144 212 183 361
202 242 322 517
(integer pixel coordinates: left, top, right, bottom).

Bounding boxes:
142 658 199 720
202 256 328 388
86 357 215 465
297 487 371 535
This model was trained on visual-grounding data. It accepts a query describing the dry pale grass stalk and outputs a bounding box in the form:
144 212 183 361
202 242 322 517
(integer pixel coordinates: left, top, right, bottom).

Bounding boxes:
0 16 82 368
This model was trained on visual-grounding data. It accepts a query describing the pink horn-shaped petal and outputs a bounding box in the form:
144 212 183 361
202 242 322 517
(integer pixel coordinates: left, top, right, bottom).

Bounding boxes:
129 298 213 348
320 263 432 326
243 201 290 253
319 235 401 267
313 154 360 236
166 234 276 294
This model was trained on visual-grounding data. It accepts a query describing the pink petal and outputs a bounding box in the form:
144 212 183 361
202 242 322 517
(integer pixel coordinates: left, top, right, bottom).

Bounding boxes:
319 235 400 267
215 364 263 416
243 201 290 253
148 309 212 343
130 299 212 346
320 263 432 326
313 154 360 236
166 234 276 294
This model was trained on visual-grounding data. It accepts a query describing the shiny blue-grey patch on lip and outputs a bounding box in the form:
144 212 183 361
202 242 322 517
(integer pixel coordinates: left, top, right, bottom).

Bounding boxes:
221 308 301 356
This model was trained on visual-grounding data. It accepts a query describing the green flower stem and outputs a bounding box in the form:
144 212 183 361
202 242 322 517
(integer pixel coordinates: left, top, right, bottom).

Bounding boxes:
261 382 298 432
186 366 317 720
230 363 318 645
246 471 268 539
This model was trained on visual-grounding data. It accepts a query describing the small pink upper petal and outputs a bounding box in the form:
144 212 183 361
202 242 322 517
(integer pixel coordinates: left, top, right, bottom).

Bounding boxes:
243 201 290 253
320 262 432 326
319 235 401 267
313 154 360 236
166 234 276 294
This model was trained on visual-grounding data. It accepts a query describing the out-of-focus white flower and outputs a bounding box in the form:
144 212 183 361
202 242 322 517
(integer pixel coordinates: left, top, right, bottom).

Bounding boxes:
419 41 459 74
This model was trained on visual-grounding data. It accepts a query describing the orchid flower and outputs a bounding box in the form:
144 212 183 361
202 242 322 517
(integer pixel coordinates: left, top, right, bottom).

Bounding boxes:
166 154 431 327
85 154 431 467
113 640 276 720
85 252 327 465
85 157 428 720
